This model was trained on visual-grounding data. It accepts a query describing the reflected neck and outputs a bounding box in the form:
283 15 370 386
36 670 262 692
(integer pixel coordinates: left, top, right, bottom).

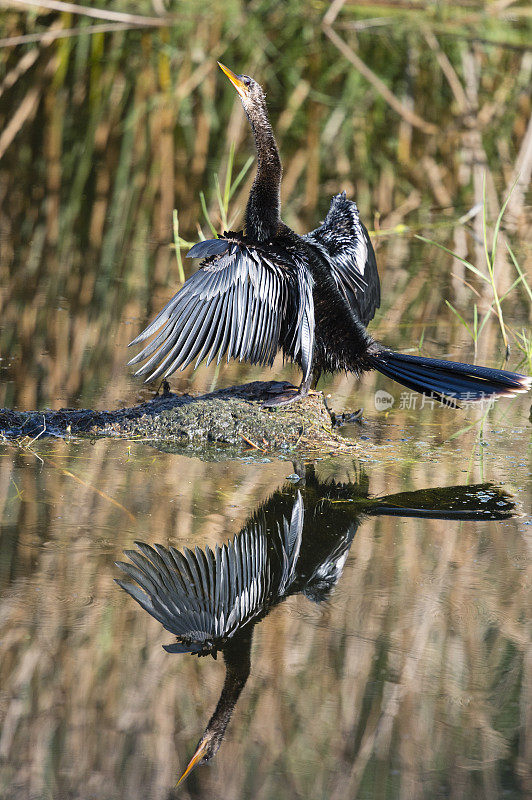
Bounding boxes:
245 105 282 242
205 631 252 748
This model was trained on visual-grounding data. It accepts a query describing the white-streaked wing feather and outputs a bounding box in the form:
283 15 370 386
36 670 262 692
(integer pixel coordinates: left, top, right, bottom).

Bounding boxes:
128 236 313 382
115 496 304 653
304 192 380 326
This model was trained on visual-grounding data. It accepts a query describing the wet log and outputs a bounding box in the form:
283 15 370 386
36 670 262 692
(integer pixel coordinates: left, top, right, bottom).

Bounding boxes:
0 381 357 455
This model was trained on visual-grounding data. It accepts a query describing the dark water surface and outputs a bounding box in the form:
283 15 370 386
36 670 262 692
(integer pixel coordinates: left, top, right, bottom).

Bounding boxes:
1 5 532 798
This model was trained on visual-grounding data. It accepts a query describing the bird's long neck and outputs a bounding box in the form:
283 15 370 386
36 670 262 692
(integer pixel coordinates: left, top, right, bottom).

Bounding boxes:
245 107 282 242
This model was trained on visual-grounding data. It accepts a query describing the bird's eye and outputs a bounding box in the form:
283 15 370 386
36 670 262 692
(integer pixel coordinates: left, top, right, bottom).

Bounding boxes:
243 76 251 87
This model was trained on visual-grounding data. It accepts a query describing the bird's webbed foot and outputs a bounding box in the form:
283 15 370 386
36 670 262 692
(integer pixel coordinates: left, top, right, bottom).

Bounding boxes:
261 377 316 409
155 379 172 398
262 388 308 408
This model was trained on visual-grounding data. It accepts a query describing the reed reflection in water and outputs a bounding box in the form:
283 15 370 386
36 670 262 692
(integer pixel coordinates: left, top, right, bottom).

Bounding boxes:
116 467 519 791
0 444 529 799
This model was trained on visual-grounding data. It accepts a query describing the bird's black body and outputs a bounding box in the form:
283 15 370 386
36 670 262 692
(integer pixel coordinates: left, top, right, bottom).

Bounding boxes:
116 468 516 783
128 64 531 407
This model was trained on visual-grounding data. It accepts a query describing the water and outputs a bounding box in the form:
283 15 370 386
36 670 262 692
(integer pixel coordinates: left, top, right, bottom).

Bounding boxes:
1 404 530 799
1 9 532 798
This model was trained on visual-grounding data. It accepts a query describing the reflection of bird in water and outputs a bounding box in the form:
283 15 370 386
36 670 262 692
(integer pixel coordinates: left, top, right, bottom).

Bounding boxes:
115 470 516 785
117 492 305 786
128 62 531 408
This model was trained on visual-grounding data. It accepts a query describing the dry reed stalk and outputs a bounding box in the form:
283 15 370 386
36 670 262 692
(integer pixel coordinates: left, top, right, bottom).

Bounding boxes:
0 85 40 159
0 21 140 48
2 0 172 27
323 6 438 134
506 111 532 232
0 47 40 96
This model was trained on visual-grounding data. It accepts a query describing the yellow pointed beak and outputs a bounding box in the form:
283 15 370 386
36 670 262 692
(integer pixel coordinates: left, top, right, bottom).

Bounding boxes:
218 61 247 99
175 740 209 788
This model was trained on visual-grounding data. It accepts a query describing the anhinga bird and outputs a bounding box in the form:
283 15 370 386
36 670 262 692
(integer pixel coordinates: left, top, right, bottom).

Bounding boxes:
128 63 531 407
115 469 516 786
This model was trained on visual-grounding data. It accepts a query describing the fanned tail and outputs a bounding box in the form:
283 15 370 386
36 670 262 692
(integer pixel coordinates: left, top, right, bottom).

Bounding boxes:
368 349 531 407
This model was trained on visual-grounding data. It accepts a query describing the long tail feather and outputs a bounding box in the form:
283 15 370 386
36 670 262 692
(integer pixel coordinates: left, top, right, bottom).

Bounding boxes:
368 349 531 405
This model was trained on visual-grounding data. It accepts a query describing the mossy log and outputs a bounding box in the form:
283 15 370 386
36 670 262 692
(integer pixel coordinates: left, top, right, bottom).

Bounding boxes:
0 381 358 455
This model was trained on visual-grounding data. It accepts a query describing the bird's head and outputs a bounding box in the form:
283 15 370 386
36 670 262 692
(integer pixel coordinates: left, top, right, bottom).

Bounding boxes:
175 727 223 788
218 62 266 115
174 634 252 789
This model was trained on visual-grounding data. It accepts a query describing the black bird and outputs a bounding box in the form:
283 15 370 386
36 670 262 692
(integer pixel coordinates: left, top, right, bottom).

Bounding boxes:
115 469 516 785
128 63 531 407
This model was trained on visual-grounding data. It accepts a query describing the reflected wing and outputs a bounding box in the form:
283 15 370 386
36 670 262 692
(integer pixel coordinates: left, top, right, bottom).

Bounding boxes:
128 236 311 382
303 523 358 604
304 192 380 326
115 493 304 655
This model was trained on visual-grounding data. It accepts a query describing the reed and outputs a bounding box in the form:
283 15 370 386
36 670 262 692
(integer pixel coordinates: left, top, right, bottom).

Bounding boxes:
1 1 531 412
417 178 532 363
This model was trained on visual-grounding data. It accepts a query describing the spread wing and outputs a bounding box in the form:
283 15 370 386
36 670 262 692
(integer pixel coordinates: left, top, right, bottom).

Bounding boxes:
115 493 304 655
128 236 314 382
304 192 380 326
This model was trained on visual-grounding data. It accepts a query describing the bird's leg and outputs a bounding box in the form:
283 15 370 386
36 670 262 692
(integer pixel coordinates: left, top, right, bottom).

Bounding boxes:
155 379 171 398
311 367 322 391
262 372 313 408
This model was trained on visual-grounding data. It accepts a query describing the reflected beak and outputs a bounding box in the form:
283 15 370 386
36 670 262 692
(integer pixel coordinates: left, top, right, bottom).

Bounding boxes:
175 740 209 788
218 61 247 99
